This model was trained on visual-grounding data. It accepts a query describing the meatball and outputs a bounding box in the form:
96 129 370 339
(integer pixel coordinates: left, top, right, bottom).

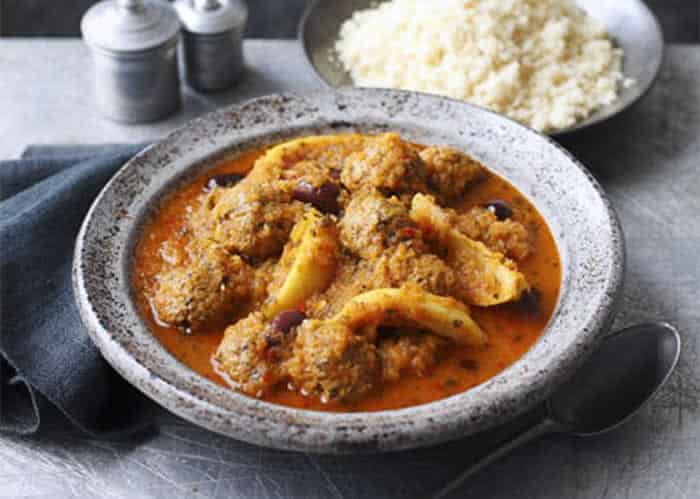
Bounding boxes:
456 206 532 260
152 241 254 331
285 320 380 403
187 188 220 241
214 312 296 397
370 244 456 296
483 219 532 261
379 332 446 382
339 189 421 259
341 133 427 193
303 256 377 319
419 146 484 200
209 179 305 260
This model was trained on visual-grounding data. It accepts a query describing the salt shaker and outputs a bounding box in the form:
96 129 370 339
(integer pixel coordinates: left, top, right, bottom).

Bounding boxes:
174 0 248 92
81 0 181 123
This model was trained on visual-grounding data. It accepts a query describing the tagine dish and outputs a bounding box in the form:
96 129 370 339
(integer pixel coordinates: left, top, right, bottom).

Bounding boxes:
132 133 561 411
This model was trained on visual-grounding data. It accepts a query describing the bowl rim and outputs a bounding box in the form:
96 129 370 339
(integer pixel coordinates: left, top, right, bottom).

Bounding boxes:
73 88 625 453
297 0 664 136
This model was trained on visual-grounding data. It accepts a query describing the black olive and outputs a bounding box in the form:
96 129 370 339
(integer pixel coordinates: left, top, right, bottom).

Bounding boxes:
484 199 513 220
292 181 341 214
292 181 316 204
315 182 341 214
206 173 245 191
517 288 542 317
271 310 307 333
179 319 192 335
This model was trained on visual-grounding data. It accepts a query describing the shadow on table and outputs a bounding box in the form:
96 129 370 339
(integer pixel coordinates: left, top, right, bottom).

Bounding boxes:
11 400 547 498
305 405 549 498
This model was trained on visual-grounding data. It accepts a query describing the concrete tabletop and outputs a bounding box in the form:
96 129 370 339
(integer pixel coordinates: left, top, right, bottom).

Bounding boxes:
0 39 699 499
0 39 322 159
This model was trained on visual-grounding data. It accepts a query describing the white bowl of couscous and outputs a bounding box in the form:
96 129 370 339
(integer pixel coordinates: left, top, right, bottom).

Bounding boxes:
300 0 663 134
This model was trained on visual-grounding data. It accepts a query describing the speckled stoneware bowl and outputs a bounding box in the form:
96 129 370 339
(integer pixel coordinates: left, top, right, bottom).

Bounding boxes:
74 89 624 453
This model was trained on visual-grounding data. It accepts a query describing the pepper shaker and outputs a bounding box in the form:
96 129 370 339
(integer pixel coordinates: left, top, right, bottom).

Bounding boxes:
81 0 181 123
174 0 248 92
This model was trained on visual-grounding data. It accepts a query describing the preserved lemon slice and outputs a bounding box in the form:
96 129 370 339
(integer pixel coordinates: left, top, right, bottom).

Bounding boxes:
264 209 339 317
255 134 367 171
410 194 528 306
333 285 486 346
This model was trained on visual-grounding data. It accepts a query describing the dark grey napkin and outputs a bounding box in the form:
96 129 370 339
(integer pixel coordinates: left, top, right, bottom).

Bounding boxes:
0 144 152 436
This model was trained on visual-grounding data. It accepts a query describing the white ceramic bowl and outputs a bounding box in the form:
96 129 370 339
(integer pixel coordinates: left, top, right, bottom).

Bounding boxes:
299 0 664 135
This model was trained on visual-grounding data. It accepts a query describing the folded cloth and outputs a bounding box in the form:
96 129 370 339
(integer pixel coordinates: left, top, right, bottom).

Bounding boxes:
0 144 153 436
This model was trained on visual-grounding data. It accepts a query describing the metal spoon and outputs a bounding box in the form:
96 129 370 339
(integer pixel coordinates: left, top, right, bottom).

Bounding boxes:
433 322 681 499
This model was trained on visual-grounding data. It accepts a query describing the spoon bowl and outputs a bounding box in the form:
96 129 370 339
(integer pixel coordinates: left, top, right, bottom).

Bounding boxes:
549 322 681 436
434 322 681 499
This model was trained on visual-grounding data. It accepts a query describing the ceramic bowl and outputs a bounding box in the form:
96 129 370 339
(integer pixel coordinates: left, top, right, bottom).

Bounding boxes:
73 89 624 453
299 0 664 135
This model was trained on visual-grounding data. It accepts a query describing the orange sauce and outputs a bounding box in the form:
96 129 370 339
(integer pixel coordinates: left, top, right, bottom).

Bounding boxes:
132 143 561 412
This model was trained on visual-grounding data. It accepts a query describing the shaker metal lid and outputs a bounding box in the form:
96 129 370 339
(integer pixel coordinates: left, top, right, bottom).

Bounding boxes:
81 0 181 52
174 0 248 35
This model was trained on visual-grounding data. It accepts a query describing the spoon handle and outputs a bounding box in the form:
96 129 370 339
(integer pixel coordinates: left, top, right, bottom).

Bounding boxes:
432 418 559 499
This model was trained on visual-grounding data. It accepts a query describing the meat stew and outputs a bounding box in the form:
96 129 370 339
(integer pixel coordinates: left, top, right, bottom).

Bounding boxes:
132 133 561 411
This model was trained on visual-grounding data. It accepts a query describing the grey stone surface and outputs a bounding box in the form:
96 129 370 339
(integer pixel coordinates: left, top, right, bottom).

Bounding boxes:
0 40 322 159
1 40 699 498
